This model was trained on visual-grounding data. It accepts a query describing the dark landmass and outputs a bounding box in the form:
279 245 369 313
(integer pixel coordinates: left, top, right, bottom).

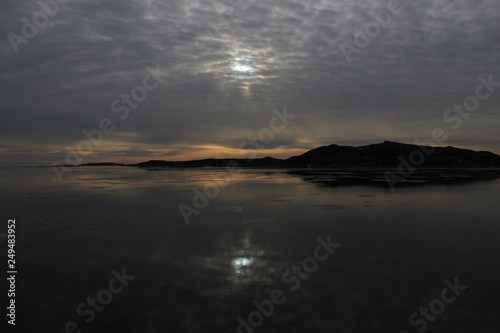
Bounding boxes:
134 156 284 168
286 141 500 168
68 141 500 188
127 141 500 169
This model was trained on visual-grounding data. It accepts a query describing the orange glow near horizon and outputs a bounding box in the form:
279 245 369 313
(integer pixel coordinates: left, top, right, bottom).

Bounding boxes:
70 142 308 164
6 140 500 166
93 145 309 164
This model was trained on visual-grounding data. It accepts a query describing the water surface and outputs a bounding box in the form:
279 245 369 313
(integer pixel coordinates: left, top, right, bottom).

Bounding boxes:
2 166 500 332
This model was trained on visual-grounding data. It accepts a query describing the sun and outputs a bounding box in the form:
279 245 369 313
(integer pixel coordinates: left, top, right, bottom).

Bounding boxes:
231 58 255 74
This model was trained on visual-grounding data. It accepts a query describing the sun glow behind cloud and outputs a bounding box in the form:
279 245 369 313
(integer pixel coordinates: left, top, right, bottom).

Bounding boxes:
1 0 500 165
232 58 255 74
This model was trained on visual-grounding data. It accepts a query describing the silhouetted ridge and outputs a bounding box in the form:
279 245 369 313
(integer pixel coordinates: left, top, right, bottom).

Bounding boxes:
285 141 500 168
135 157 284 168
73 142 500 169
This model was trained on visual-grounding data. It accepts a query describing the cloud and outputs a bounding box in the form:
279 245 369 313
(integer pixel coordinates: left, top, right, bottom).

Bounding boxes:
1 0 499 165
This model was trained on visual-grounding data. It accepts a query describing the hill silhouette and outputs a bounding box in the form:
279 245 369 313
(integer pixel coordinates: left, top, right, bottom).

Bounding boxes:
128 141 500 169
285 141 500 168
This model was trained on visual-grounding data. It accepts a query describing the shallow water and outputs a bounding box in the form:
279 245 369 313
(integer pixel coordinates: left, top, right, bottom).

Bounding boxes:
2 166 500 332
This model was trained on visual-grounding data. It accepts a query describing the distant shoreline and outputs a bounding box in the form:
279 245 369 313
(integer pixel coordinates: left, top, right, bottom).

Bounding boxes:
44 141 500 169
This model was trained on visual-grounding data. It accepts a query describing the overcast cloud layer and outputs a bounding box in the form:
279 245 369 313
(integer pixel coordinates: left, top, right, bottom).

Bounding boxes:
1 0 500 165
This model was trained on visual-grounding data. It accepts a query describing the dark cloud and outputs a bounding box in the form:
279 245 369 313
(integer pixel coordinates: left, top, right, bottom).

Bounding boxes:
1 0 499 165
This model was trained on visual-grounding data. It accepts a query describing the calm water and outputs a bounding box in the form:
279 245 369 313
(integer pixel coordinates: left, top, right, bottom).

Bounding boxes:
2 166 500 332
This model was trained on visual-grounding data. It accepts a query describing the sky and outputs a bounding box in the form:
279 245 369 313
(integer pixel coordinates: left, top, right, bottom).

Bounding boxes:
1 0 500 165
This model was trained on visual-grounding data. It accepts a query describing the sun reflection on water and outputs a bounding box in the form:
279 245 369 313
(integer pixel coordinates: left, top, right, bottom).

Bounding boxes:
231 256 255 275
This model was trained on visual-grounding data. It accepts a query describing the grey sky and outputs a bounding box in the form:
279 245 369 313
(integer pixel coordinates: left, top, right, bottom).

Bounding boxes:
1 0 499 165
